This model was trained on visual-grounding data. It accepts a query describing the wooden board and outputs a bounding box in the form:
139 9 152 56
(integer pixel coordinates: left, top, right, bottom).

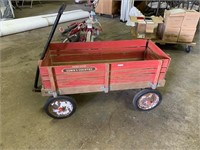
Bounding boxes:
95 0 121 16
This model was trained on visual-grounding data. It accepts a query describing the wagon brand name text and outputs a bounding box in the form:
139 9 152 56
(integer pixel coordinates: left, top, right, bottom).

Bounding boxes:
62 67 96 72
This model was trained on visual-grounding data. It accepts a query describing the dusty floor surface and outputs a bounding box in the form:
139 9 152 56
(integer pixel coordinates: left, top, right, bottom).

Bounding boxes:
1 1 200 150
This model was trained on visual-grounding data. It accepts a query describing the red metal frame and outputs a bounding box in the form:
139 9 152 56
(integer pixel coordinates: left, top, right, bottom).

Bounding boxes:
39 39 171 96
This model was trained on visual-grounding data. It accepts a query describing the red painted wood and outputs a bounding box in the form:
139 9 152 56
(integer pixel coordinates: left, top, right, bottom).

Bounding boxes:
110 75 154 84
162 60 170 68
40 75 50 81
49 40 147 50
111 73 155 79
51 52 144 64
42 76 105 89
42 80 51 89
49 47 145 55
54 73 105 80
111 69 157 76
56 77 104 88
39 67 49 75
148 40 171 59
152 60 162 85
145 50 160 60
158 73 166 81
40 51 52 66
104 63 110 93
110 60 160 70
161 67 167 73
47 68 57 92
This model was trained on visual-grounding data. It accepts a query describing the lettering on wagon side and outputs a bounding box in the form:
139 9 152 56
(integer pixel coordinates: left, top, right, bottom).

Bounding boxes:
62 67 96 73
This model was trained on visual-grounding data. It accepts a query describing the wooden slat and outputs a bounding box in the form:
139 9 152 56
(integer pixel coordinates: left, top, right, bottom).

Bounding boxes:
104 63 110 93
152 60 163 86
111 72 156 79
51 51 144 64
158 72 166 81
110 60 160 70
40 67 49 75
110 80 166 91
111 66 167 74
110 75 154 84
162 59 170 68
56 77 104 88
42 80 51 89
161 67 167 73
48 40 147 50
58 85 103 95
54 73 105 80
49 47 145 55
52 58 142 65
145 49 161 60
111 68 157 75
40 75 50 81
148 40 171 59
47 68 57 92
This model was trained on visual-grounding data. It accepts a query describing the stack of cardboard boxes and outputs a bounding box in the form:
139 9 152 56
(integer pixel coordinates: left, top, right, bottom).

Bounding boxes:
130 16 163 39
158 9 200 42
130 8 199 43
178 10 200 42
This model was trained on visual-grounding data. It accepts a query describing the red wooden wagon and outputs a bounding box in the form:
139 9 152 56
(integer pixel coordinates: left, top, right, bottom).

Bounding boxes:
37 39 171 119
33 5 171 119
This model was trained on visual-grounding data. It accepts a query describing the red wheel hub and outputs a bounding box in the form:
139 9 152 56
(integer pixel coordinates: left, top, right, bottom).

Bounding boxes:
58 107 64 112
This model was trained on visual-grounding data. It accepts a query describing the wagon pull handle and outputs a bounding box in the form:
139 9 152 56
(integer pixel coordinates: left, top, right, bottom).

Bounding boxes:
33 4 66 92
40 3 66 59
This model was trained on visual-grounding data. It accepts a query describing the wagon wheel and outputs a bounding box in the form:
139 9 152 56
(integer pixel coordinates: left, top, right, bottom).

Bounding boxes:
44 96 77 119
185 45 193 53
132 89 162 111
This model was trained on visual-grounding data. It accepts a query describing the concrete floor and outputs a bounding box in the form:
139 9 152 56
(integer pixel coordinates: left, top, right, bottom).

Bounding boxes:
1 1 200 150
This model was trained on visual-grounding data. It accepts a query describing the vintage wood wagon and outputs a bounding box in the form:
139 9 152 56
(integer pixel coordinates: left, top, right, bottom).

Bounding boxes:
35 39 171 119
33 5 171 119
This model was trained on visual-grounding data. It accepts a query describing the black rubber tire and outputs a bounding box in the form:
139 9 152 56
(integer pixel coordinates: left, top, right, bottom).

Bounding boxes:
69 31 81 42
132 89 162 111
62 24 77 35
185 46 192 53
44 96 77 119
63 32 81 43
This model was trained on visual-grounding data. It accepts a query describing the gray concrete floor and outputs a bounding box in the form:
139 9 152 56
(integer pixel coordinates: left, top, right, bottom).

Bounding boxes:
1 1 200 150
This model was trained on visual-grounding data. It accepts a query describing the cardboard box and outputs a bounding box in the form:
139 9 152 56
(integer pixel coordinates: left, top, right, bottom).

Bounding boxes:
137 33 145 39
157 23 165 39
178 28 196 42
164 9 185 28
130 16 163 38
157 24 180 42
145 20 155 33
181 10 200 28
136 20 146 34
163 27 180 42
130 26 136 38
145 33 157 40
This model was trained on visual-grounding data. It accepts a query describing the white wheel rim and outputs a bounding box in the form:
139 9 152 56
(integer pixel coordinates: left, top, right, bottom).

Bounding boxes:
138 93 160 110
49 100 74 117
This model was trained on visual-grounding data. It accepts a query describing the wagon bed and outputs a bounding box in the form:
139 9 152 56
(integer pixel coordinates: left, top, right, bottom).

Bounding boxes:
39 39 171 96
